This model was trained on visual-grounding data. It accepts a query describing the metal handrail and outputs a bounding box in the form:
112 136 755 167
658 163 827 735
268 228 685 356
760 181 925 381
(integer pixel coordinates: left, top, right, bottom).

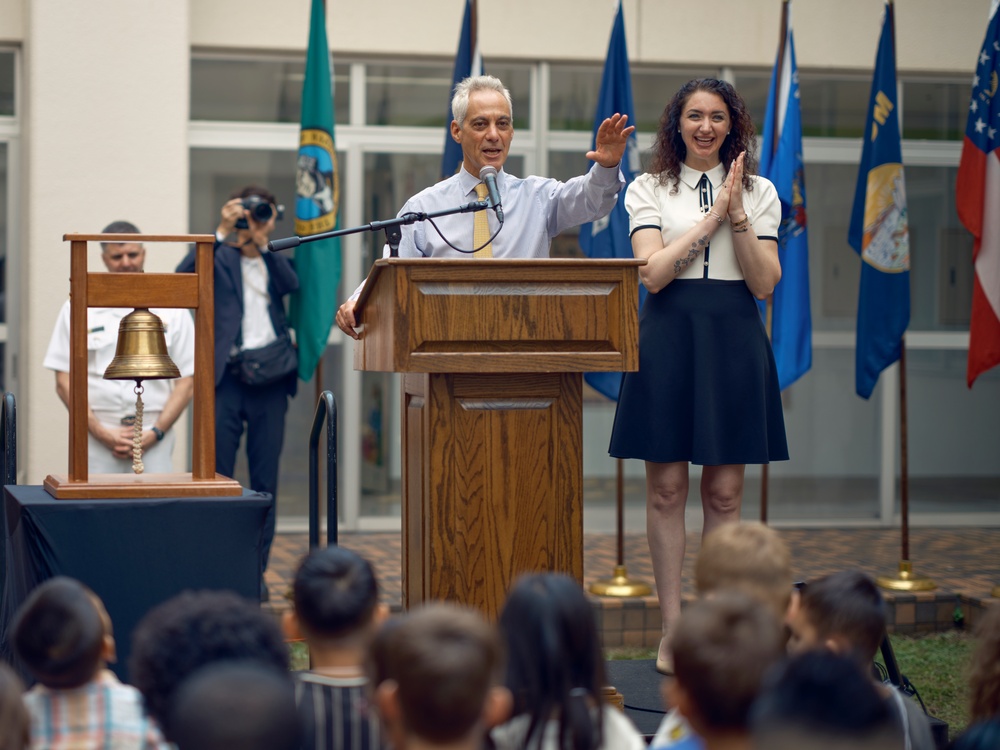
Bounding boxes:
2 392 15 486
307 390 338 549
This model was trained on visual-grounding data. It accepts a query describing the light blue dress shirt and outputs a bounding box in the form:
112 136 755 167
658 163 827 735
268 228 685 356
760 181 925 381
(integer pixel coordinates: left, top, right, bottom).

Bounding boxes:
386 163 624 259
349 162 625 299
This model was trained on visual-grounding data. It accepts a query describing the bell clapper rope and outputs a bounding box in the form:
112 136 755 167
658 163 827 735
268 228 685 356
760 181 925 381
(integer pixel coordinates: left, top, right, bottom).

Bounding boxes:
132 383 145 475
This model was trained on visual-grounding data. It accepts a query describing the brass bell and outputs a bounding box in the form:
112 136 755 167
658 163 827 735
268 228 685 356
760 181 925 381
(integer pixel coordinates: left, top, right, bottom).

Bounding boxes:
103 308 180 382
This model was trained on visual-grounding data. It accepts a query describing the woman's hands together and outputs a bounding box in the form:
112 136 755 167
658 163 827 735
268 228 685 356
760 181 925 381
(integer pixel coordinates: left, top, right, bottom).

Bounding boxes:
710 151 747 223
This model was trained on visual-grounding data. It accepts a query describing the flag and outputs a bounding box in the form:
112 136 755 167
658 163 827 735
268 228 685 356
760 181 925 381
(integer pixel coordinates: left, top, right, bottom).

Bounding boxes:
289 0 341 381
441 0 483 179
958 0 1000 387
579 0 642 401
759 0 811 392
848 1 910 400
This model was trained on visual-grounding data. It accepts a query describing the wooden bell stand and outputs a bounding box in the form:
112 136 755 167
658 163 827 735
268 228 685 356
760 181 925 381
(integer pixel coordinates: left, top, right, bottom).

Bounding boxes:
44 233 242 499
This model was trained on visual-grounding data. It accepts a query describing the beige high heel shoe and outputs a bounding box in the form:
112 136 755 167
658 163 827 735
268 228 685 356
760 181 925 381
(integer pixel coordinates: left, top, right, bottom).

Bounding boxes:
655 636 674 675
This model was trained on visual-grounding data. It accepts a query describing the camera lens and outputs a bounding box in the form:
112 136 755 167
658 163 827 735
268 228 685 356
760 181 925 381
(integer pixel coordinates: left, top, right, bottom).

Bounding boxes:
251 202 273 222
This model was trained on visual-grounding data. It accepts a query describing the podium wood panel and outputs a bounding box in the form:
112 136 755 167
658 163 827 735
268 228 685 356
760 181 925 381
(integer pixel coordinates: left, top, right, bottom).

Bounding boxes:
356 259 640 373
357 259 641 620
403 372 582 618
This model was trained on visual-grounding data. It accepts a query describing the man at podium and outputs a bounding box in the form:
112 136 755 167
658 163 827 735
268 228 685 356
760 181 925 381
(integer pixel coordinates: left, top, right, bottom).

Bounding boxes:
336 74 634 338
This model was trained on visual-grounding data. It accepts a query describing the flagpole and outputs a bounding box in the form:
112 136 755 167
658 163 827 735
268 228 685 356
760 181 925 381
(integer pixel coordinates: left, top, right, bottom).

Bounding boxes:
868 2 933 593
580 0 649 600
759 0 789 525
762 278 773 524
874 325 934 592
589 458 651 597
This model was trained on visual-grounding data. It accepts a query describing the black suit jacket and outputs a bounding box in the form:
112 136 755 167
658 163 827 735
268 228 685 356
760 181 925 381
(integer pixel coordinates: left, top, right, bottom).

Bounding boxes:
177 241 299 396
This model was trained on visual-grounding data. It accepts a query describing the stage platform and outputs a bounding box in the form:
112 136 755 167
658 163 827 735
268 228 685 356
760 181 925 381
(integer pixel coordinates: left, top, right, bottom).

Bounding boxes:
265 527 1000 642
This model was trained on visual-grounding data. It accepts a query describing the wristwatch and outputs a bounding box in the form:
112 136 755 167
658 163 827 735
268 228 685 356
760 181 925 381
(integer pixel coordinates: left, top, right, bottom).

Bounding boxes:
151 426 165 442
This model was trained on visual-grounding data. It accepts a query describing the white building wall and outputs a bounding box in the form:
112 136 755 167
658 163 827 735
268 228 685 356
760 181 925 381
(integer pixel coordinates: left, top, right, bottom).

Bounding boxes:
22 0 190 483
0 0 22 44
190 0 986 74
3 0 992 486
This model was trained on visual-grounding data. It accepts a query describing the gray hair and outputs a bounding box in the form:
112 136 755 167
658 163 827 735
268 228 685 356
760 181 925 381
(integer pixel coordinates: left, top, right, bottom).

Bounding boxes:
100 220 141 252
451 75 512 127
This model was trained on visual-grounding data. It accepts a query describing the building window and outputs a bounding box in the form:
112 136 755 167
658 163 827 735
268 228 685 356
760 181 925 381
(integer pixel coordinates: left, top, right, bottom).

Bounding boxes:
799 75 870 137
191 55 350 124
903 79 969 140
0 51 13 116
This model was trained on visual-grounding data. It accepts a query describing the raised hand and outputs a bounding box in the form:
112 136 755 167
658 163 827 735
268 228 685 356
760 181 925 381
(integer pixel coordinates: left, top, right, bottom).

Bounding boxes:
586 113 636 168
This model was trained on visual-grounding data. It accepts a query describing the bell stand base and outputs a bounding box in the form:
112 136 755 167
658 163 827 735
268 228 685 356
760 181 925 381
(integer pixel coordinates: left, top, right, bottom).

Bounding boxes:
589 565 653 598
875 560 936 592
43 472 243 499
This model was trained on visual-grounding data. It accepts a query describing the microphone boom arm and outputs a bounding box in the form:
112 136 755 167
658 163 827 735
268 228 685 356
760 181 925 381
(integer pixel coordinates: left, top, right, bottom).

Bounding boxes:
267 200 492 256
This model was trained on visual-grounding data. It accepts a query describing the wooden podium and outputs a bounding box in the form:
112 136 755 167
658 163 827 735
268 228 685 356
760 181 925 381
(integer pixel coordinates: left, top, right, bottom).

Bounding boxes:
354 258 642 618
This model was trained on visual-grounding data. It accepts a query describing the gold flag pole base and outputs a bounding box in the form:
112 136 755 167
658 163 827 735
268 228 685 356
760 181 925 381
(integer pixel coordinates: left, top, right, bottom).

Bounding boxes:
589 565 652 598
876 560 936 592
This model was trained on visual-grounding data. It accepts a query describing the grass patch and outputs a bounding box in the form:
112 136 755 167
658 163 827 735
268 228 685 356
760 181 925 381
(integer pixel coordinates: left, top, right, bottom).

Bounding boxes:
289 639 310 671
605 630 975 738
878 630 973 738
606 646 657 661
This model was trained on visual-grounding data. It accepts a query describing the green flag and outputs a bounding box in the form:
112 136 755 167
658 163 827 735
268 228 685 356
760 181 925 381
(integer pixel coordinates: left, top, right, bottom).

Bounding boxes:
289 0 340 380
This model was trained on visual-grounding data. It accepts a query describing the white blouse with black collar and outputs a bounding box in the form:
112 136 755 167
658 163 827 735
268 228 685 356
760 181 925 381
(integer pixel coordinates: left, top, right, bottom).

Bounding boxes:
624 162 780 282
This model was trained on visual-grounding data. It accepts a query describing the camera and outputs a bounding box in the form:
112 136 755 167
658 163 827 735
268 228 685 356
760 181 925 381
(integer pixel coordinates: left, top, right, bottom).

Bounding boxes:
235 195 285 229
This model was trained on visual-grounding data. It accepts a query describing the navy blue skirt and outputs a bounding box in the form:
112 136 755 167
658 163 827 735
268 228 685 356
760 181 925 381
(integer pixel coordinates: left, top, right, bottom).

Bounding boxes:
609 279 788 465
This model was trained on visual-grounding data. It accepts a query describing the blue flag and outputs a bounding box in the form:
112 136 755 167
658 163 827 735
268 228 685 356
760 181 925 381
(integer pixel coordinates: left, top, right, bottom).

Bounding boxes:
289 0 341 380
759 0 811 392
580 0 642 401
848 0 910 399
441 0 482 179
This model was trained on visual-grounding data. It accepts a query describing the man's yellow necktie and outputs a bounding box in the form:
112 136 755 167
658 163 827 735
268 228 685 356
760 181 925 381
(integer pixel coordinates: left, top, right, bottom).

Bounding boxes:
473 183 493 258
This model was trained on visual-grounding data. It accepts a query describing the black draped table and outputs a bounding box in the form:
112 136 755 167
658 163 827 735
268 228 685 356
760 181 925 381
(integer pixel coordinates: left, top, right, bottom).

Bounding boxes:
0 485 271 684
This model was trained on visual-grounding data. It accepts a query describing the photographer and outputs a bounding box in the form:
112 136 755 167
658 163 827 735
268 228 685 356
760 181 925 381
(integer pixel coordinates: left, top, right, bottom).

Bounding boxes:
176 185 299 601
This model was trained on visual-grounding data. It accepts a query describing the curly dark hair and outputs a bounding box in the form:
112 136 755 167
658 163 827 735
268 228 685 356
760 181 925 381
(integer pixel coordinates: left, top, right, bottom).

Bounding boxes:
128 590 289 732
649 78 758 194
969 604 1000 723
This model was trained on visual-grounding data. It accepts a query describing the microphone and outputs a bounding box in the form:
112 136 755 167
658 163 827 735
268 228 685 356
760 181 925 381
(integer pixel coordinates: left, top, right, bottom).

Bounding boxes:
267 236 301 252
479 165 504 223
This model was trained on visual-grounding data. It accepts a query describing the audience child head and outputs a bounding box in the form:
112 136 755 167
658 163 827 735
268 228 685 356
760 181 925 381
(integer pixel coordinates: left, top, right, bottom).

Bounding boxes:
667 592 786 750
129 589 289 732
968 603 1000 723
11 576 114 689
369 603 510 750
786 573 939 750
166 660 301 750
0 663 29 750
785 571 886 668
750 650 903 750
695 521 793 619
284 544 385 662
288 547 386 750
494 572 640 750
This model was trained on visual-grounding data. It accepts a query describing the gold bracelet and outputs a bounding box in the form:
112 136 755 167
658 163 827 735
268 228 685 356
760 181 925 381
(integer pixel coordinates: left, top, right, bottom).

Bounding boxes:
730 214 750 231
707 210 724 224
732 223 752 234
